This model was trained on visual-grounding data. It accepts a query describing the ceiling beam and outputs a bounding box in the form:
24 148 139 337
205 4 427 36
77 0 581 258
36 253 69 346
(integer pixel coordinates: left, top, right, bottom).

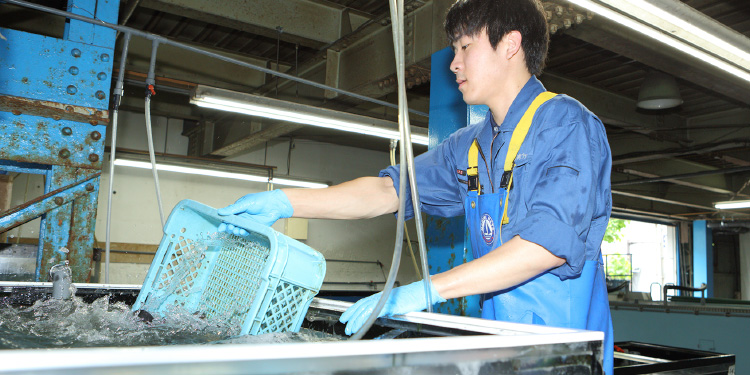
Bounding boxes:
564 12 750 106
613 141 750 165
612 190 716 211
207 1 447 157
138 0 372 49
210 123 303 157
320 0 449 100
617 168 739 196
613 165 750 187
540 72 686 137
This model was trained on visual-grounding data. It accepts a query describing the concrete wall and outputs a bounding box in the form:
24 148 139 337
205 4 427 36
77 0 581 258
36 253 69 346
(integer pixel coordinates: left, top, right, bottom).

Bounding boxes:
7 111 422 290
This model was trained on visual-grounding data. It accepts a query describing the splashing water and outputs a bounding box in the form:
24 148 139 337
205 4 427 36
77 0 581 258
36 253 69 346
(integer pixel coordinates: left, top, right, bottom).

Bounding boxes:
0 296 340 349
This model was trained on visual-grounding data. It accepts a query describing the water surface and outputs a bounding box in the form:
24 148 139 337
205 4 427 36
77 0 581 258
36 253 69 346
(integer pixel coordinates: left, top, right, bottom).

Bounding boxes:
0 296 339 349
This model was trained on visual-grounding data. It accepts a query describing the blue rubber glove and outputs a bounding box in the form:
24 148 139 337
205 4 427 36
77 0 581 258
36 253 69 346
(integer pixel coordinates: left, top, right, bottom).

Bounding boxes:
217 190 293 235
339 280 446 335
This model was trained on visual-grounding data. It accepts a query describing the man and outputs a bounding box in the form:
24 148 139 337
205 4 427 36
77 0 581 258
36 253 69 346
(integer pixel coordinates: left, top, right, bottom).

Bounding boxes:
219 0 613 372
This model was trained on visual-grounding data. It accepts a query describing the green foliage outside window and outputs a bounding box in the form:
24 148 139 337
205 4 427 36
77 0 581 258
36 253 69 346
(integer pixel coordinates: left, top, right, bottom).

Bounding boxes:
603 219 632 278
603 218 628 243
606 254 632 278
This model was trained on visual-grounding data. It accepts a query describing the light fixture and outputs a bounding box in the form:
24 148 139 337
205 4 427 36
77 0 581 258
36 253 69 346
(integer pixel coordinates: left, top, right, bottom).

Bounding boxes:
604 0 750 67
714 200 750 210
637 71 682 110
564 0 750 83
190 85 429 145
113 159 328 189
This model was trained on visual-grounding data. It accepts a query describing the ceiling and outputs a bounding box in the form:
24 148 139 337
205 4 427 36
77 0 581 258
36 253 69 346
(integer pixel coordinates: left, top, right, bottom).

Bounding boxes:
3 0 750 222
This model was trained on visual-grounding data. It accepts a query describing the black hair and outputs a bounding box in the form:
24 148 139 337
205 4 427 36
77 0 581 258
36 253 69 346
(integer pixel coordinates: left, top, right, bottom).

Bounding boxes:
445 0 549 76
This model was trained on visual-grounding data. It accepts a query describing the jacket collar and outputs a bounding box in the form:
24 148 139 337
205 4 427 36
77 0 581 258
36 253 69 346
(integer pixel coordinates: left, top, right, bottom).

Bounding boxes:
485 76 547 134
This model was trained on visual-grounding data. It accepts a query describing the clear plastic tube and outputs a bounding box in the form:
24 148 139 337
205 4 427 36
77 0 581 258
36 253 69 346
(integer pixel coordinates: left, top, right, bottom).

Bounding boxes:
144 40 166 228
390 140 422 279
144 96 166 228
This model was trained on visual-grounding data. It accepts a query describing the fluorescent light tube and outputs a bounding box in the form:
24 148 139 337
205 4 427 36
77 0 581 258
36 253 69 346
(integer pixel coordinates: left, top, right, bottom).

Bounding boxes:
565 0 750 83
714 200 750 210
113 159 328 189
191 86 429 146
610 0 750 67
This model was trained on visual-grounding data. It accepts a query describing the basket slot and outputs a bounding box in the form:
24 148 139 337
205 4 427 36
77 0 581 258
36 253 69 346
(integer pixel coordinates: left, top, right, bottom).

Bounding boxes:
257 280 315 334
200 235 270 330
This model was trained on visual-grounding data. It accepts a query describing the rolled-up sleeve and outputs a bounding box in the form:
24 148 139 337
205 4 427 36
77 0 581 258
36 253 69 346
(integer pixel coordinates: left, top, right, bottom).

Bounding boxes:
380 136 466 219
512 116 604 280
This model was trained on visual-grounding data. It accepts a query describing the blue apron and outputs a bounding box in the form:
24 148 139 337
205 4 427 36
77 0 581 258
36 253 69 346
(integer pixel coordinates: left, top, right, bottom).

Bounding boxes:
464 93 614 374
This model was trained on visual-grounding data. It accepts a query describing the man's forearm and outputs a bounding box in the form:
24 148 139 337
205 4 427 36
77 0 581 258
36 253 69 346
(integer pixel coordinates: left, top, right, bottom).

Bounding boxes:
282 176 399 220
431 236 566 299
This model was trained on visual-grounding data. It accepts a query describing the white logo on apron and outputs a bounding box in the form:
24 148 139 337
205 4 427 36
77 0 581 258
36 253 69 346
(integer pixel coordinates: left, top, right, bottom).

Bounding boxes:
480 213 495 244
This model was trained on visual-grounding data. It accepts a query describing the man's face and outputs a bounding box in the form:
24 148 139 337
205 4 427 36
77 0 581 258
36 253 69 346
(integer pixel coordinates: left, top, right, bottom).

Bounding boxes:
450 29 510 105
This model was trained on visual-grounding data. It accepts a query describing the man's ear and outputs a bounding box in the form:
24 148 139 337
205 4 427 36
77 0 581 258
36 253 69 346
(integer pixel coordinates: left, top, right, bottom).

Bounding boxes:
505 30 523 60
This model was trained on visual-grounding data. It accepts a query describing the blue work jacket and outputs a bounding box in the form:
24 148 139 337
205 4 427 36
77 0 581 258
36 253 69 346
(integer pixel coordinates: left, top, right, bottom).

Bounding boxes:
381 76 614 373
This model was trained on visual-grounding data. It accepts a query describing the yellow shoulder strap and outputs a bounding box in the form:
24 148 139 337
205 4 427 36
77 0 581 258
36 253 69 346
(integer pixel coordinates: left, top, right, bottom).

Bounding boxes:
467 140 480 193
503 91 557 172
501 91 557 224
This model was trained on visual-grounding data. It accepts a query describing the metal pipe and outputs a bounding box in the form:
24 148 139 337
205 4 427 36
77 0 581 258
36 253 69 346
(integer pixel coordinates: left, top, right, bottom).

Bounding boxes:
49 262 72 300
663 283 706 305
145 40 159 88
4 0 429 119
105 32 131 284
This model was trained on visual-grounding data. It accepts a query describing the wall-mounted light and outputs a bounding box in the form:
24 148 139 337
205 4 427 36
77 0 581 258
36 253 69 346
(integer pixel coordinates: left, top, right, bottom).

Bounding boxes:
190 85 429 145
113 159 328 189
714 200 750 210
565 0 750 83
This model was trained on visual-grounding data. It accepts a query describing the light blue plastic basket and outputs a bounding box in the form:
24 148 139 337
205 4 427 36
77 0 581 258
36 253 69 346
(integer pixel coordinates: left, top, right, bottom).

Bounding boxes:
132 199 326 336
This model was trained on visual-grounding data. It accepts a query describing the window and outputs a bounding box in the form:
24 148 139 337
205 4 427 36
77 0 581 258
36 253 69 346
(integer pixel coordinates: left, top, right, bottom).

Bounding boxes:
602 219 678 301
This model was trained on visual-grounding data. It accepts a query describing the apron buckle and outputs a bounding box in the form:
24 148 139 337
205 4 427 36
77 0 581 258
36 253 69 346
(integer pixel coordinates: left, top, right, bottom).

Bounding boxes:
499 171 512 189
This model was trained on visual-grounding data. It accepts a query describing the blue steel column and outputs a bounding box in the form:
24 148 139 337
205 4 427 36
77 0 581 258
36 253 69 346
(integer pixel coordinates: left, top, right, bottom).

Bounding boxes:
692 220 714 298
425 47 480 317
0 0 118 282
